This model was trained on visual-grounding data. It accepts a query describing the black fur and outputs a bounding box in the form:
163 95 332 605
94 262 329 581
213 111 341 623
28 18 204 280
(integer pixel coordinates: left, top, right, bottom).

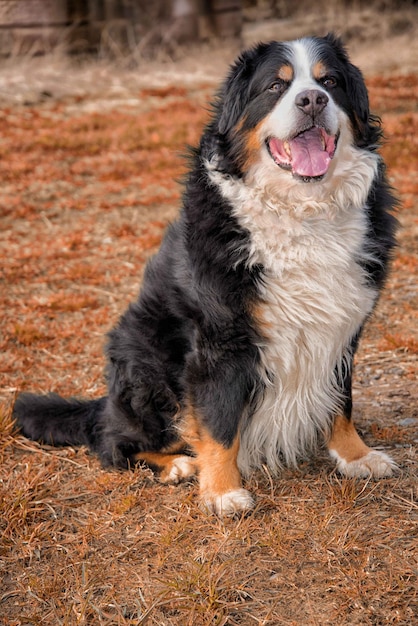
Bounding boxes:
13 35 397 473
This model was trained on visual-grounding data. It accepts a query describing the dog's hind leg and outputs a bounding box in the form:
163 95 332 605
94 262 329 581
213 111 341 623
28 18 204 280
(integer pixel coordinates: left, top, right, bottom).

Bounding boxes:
134 449 197 484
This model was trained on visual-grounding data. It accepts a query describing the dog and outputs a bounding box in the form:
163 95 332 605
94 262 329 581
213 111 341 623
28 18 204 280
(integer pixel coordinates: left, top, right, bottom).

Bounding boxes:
14 34 398 516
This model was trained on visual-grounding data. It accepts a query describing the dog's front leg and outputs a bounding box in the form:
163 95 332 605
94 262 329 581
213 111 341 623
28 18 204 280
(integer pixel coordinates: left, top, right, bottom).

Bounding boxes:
183 414 254 516
183 340 256 516
327 352 397 478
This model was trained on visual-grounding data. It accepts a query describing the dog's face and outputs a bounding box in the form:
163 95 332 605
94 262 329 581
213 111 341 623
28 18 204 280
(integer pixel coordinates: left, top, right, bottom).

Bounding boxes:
209 34 379 188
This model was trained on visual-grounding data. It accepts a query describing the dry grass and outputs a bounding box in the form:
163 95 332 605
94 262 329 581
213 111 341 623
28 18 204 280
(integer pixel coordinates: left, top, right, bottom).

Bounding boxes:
1 430 416 624
1 16 418 626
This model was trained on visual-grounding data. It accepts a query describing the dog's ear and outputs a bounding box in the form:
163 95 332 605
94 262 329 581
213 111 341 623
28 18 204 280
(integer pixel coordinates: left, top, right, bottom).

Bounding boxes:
325 34 370 123
345 59 382 148
345 62 370 130
216 47 260 135
325 33 380 148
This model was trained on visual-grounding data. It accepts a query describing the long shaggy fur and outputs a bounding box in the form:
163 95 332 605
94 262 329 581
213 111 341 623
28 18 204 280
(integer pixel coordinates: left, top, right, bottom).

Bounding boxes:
14 35 397 511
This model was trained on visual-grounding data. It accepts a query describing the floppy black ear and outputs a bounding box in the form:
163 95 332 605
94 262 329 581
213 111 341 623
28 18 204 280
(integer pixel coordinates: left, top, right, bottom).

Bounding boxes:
325 33 381 148
216 46 263 135
345 58 382 148
325 34 370 121
346 63 369 123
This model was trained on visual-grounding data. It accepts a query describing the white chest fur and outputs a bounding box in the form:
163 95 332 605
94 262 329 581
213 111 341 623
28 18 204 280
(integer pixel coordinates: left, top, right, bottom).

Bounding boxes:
207 158 379 475
240 204 377 474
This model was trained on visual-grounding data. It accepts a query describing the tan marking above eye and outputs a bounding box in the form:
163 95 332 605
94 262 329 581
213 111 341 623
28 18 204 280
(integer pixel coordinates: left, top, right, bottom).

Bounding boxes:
277 64 293 82
313 61 328 80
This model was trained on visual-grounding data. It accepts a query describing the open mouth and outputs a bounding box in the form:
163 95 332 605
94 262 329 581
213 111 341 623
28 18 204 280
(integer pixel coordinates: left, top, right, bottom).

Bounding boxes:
267 127 339 182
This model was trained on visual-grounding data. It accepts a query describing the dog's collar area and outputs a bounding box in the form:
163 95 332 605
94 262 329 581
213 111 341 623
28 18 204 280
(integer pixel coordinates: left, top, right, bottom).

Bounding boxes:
267 127 339 181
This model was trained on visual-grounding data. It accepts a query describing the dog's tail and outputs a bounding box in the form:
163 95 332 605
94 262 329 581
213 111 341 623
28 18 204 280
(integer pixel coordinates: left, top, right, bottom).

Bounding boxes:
13 392 107 449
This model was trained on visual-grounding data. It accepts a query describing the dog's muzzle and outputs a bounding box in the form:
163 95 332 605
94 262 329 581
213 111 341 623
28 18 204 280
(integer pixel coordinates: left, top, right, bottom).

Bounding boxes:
267 126 339 182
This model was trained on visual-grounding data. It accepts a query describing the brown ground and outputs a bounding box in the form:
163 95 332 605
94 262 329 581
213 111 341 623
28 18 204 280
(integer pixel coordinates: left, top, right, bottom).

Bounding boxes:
0 12 417 626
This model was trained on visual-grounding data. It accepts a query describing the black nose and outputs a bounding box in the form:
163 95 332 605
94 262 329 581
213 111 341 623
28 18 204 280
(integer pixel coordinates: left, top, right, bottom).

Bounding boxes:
295 89 329 117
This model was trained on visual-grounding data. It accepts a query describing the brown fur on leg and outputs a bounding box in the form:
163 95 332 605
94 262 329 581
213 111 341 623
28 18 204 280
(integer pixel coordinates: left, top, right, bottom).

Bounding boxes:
182 412 254 516
134 450 197 484
328 414 397 478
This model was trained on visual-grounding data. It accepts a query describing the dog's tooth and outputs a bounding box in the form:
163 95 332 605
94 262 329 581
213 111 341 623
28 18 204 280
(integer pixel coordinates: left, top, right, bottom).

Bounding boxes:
284 141 291 157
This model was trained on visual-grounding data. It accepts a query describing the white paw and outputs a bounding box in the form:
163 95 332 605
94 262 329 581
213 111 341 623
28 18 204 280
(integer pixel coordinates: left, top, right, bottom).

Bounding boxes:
201 488 255 516
160 456 196 484
330 449 398 478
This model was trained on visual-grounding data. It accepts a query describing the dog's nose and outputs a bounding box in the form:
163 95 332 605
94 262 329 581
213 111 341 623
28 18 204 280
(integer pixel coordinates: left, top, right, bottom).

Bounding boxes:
295 89 329 117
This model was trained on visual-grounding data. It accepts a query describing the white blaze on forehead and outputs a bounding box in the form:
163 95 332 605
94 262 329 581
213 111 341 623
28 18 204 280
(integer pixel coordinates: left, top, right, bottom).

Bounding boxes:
288 38 320 81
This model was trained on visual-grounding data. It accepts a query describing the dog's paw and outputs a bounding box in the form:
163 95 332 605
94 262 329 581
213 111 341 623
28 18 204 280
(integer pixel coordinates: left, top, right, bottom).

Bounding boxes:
160 456 197 484
201 488 255 517
331 449 398 478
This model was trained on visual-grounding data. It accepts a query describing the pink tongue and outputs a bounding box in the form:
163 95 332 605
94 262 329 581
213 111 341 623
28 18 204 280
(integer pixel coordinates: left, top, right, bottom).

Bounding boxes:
290 128 330 178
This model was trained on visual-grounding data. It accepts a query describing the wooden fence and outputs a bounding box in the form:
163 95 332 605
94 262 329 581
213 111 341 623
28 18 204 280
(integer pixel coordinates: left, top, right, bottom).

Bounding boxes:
0 0 243 56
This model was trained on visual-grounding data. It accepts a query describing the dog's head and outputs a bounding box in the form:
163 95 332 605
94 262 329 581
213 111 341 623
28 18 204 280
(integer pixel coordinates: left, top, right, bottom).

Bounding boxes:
205 34 380 186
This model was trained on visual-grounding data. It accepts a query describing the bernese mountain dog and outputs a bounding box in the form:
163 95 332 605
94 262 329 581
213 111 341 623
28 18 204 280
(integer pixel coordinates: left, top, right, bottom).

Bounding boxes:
14 34 398 516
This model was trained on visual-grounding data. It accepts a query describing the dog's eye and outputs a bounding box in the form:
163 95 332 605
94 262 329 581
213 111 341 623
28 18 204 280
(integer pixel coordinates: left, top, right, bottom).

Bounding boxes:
269 81 284 92
321 76 337 88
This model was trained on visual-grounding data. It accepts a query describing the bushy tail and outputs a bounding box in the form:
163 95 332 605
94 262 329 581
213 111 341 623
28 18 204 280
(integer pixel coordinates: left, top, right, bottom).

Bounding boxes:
13 393 107 449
